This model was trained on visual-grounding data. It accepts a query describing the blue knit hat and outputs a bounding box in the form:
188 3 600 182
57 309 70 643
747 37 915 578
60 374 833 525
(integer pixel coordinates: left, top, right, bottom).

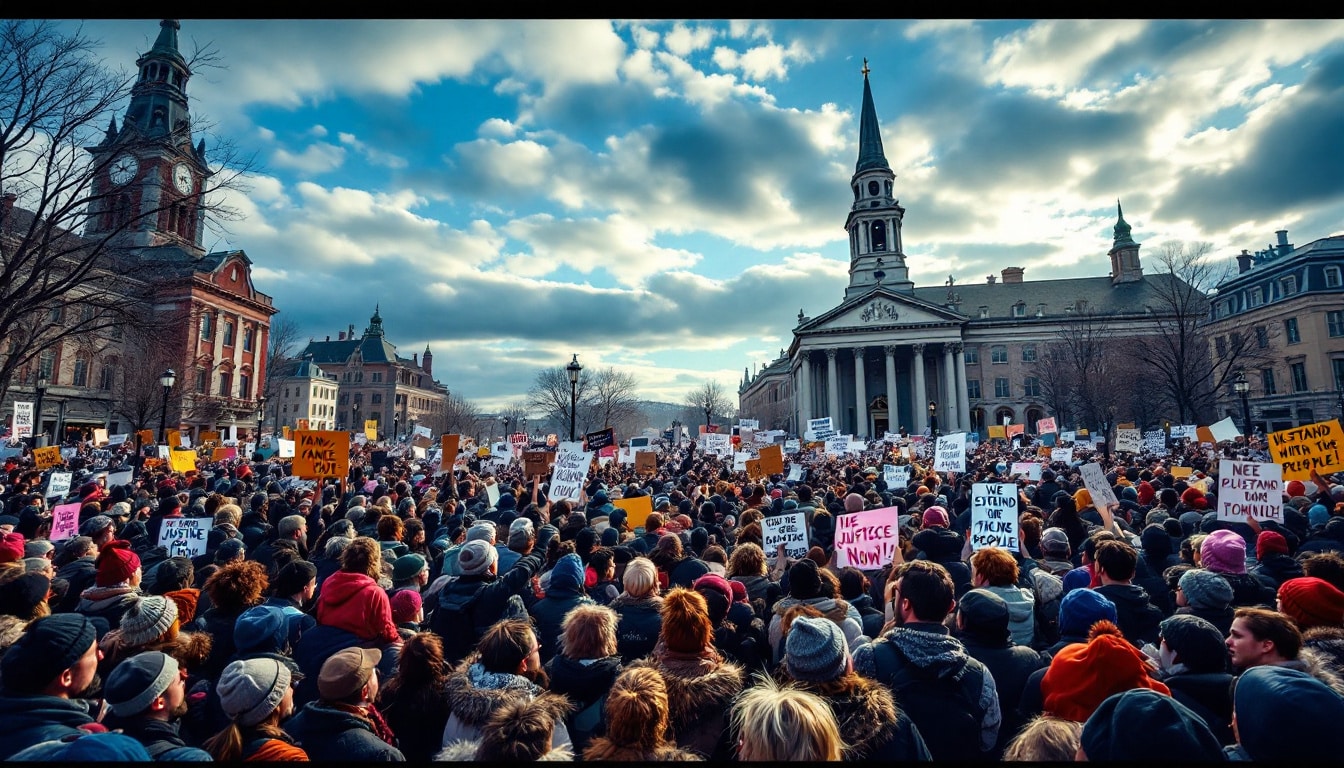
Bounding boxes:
1309 504 1330 527
549 552 585 592
233 605 289 654
1058 588 1118 637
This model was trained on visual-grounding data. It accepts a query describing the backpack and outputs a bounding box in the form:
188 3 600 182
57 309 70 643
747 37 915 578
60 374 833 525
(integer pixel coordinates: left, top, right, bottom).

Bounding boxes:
870 638 986 761
431 582 488 664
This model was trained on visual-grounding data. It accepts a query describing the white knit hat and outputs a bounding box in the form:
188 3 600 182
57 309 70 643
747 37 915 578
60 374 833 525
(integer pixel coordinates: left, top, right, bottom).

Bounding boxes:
217 658 291 726
118 595 178 646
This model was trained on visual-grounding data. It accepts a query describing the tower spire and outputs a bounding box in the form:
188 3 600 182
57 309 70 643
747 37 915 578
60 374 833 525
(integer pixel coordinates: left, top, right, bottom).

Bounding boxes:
855 59 890 174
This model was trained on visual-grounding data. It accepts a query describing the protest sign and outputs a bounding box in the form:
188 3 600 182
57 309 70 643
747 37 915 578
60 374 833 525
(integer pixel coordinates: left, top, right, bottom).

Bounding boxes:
365 420 378 441
107 469 133 487
1268 419 1344 481
824 435 848 457
705 433 732 456
1115 428 1141 453
745 458 763 479
1170 466 1193 478
277 438 295 458
733 452 750 471
33 445 62 470
158 517 209 558
585 428 616 451
882 432 902 443
485 481 501 508
45 471 72 499
1010 462 1042 480
784 439 801 453
884 464 910 489
738 418 760 430
636 451 658 474
107 433 128 446
1051 447 1072 464
411 445 426 460
1006 424 1025 439
199 431 220 444
92 428 109 446
50 502 81 541
549 441 592 502
988 425 1006 439
413 424 432 440
168 430 182 448
169 448 197 473
787 464 804 482
1208 417 1241 443
1079 461 1119 510
971 483 1019 550
1143 430 1166 454
1060 430 1076 444
136 429 155 445
212 447 237 462
762 511 809 563
613 495 652 530
1217 459 1283 522
759 444 784 475
833 506 901 569
807 416 835 440
292 430 349 478
1169 424 1198 441
440 434 460 471
934 433 966 473
11 401 33 439
523 450 553 477
1036 417 1057 435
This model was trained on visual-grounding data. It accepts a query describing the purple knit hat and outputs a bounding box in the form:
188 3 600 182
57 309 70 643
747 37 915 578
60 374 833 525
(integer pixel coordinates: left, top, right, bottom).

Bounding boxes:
1200 529 1246 575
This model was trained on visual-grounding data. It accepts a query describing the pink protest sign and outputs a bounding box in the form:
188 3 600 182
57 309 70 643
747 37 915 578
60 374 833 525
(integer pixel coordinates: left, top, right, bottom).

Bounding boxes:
832 505 901 569
50 502 82 541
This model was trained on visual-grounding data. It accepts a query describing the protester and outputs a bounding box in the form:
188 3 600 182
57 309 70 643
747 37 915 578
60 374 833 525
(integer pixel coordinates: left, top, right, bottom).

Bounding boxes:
101 650 212 760
581 666 700 761
0 614 102 759
204 657 305 761
285 647 404 760
731 674 845 761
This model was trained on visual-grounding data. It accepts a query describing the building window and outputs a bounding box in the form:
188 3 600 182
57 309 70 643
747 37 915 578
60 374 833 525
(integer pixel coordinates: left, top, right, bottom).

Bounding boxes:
1256 326 1269 348
371 393 382 404
1023 376 1041 398
1281 275 1297 296
1261 368 1276 396
200 312 212 341
222 320 235 347
372 372 382 383
1334 358 1344 391
99 364 115 391
219 372 232 396
1329 310 1344 338
1012 302 1026 318
1285 317 1300 344
1248 287 1262 307
1291 362 1308 393
72 357 88 387
243 327 254 351
355 371 362 382
1326 266 1342 288
39 350 56 381
991 345 1008 364
195 369 207 393
967 380 981 399
1215 336 1227 357
239 373 250 399
48 306 63 323
964 347 979 364
994 377 1011 398
1021 344 1037 362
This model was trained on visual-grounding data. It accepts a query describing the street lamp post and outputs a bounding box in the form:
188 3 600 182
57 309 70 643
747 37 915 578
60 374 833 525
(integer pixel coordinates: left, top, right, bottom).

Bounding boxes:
566 354 582 441
158 369 175 443
31 374 48 448
928 400 938 440
521 416 528 440
500 414 509 443
1233 369 1251 437
352 402 360 435
256 397 266 440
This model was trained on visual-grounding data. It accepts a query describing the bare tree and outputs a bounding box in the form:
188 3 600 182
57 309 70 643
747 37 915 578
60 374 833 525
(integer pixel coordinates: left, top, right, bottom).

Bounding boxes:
441 391 482 437
528 364 592 441
0 20 254 406
112 320 182 433
261 314 304 404
684 380 733 435
587 367 643 435
1037 309 1129 455
1136 241 1270 424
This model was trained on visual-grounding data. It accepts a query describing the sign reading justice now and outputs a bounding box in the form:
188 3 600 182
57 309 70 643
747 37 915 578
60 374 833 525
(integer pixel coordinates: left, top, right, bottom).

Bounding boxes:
832 506 900 569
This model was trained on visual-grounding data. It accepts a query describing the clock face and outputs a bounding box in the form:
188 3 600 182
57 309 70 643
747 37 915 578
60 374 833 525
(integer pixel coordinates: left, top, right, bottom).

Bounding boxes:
110 155 138 185
172 162 194 194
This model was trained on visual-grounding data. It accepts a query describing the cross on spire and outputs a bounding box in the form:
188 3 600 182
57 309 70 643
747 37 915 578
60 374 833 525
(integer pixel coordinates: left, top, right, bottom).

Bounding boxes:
862 58 870 78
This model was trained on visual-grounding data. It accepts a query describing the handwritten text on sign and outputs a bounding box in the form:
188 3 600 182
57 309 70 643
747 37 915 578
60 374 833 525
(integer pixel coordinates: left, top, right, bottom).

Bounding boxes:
50 502 81 541
971 483 1019 551
1217 459 1283 522
158 517 208 558
762 511 809 562
934 433 966 473
833 506 901 569
1268 419 1344 481
549 441 592 502
292 430 349 478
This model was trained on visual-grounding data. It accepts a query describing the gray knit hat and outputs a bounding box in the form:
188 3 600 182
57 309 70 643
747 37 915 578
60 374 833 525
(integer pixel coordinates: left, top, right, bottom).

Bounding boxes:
105 651 179 716
1178 568 1234 612
119 595 178 646
1041 527 1071 555
458 539 497 576
466 521 496 543
217 658 291 726
784 615 848 682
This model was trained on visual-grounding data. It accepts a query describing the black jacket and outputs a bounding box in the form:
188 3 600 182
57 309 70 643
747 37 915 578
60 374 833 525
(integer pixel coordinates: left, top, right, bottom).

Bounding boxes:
286 700 404 761
55 557 97 614
1093 583 1164 647
377 681 451 763
1250 553 1304 589
911 527 972 597
960 633 1047 757
1164 671 1234 745
431 551 543 655
610 593 662 664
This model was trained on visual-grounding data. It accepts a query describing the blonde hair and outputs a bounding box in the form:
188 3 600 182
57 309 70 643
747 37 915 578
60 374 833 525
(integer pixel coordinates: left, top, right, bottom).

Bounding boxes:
732 675 844 761
560 604 618 660
1002 715 1082 762
622 557 659 598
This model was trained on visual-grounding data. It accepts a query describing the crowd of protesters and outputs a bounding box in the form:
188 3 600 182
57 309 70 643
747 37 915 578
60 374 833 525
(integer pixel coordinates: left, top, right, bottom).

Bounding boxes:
1 424 1343 761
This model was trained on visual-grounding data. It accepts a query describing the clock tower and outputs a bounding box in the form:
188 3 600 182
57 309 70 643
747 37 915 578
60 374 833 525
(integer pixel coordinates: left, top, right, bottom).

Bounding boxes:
85 19 209 256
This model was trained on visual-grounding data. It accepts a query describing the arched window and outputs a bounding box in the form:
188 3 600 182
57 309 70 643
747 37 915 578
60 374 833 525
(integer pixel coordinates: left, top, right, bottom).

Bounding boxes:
870 220 887 252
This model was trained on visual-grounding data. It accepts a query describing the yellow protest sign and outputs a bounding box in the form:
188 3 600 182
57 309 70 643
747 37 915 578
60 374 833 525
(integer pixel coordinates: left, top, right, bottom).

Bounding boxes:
168 430 182 448
759 444 784 476
199 431 220 444
169 448 197 473
282 426 291 440
1170 466 1193 478
364 420 378 441
33 445 62 469
441 434 460 471
136 429 155 445
292 430 349 479
613 495 653 530
636 451 658 474
988 425 1006 439
1269 419 1344 482
1077 429 1090 437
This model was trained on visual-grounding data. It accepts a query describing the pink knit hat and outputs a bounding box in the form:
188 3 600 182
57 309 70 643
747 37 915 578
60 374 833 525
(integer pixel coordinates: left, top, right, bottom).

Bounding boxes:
1200 530 1247 575
921 506 950 528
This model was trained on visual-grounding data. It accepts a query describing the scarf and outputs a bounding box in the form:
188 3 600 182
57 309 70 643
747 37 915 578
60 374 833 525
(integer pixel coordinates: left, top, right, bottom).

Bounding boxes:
332 701 397 747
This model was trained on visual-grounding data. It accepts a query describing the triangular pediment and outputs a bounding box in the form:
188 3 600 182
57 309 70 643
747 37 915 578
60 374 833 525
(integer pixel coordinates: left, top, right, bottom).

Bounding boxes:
799 287 966 334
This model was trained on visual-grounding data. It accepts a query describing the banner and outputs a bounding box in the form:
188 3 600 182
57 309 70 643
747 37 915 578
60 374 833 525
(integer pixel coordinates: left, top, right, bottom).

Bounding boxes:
292 430 349 478
635 451 658 473
1051 448 1072 463
158 517 209 558
971 482 1020 550
884 463 910 489
1079 461 1119 511
784 439 801 453
758 444 784 476
45 471 72 499
934 433 966 473
33 445 62 469
833 506 901 569
762 511 808 562
1036 416 1057 435
169 448 197 473
549 441 592 502
11 401 33 439
585 427 616 451
440 434 460 471
613 495 652 530
1010 462 1042 480
523 450 553 477
1268 419 1344 481
1115 428 1141 453
50 502 81 541
1217 459 1283 522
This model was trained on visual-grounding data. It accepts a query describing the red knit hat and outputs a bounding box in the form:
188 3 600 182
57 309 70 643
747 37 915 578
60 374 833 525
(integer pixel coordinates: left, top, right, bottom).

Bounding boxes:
94 539 141 586
1256 530 1289 558
0 532 25 564
1286 480 1307 498
1042 621 1170 722
1278 577 1344 630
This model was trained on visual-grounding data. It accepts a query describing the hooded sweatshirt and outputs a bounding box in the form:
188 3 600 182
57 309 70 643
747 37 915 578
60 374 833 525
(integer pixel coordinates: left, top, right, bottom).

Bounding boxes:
315 570 399 645
982 584 1036 648
528 553 593 665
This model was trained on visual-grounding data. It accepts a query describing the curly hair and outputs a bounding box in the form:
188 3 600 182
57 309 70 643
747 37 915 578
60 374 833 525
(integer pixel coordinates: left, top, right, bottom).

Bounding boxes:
726 542 766 578
600 666 669 751
203 560 268 613
970 546 1019 587
340 536 383 580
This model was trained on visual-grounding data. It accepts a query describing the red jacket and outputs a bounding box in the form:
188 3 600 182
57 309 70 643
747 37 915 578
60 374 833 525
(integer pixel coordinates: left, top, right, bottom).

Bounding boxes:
315 570 399 644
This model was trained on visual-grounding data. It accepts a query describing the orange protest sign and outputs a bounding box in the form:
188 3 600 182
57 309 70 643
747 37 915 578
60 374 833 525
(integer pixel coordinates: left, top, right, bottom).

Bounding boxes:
33 445 62 469
1195 426 1215 444
168 430 182 448
1170 466 1193 478
441 434 460 471
292 430 349 479
136 429 155 444
613 495 653 530
636 451 658 474
1006 424 1025 438
199 431 220 444
212 447 237 462
759 444 784 476
524 450 554 477
282 426 291 440
142 457 164 469
988 425 1006 439
745 458 762 479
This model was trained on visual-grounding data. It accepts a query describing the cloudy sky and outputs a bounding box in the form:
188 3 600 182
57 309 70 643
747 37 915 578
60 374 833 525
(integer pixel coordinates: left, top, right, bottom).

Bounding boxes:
66 19 1344 411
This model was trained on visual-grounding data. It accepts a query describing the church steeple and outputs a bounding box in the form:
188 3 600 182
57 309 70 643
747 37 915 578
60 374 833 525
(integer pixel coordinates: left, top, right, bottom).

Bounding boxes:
844 60 912 300
1108 199 1144 285
124 20 194 144
365 304 385 337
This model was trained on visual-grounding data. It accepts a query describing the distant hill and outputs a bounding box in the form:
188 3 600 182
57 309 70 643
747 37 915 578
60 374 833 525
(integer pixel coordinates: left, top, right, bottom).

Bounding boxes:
637 400 733 433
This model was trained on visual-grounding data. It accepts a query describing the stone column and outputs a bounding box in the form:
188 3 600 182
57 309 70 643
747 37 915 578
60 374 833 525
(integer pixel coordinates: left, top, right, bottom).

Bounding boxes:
854 348 867 438
943 343 957 432
798 353 812 427
953 342 971 432
826 349 840 425
884 345 898 434
912 343 927 433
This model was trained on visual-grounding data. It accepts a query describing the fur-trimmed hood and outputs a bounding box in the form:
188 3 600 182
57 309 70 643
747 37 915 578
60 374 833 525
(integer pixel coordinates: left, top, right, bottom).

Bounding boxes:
77 583 140 612
608 592 662 611
772 595 850 625
1282 649 1344 698
627 655 744 731
444 659 544 728
792 674 900 760
437 739 574 761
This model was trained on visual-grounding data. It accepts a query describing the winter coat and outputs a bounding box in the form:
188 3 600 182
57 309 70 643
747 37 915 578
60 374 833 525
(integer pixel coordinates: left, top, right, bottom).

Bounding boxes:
1094 583 1164 647
439 661 573 751
610 593 662 664
316 570 400 645
377 680 451 763
911 527 973 597
960 633 1047 756
848 593 887 639
261 595 316 649
55 556 97 614
667 556 710 589
545 653 622 754
1163 670 1234 745
983 584 1036 648
529 564 594 666
1216 571 1278 609
0 694 98 760
429 552 544 656
787 674 934 761
199 605 248 681
1250 553 1304 589
768 595 867 664
286 700 405 761
731 573 781 619
76 583 142 638
627 652 746 761
99 715 212 761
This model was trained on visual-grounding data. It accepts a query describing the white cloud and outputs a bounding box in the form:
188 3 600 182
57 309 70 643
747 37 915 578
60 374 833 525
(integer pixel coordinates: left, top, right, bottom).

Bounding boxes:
269 142 346 174
336 132 408 169
663 22 715 57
